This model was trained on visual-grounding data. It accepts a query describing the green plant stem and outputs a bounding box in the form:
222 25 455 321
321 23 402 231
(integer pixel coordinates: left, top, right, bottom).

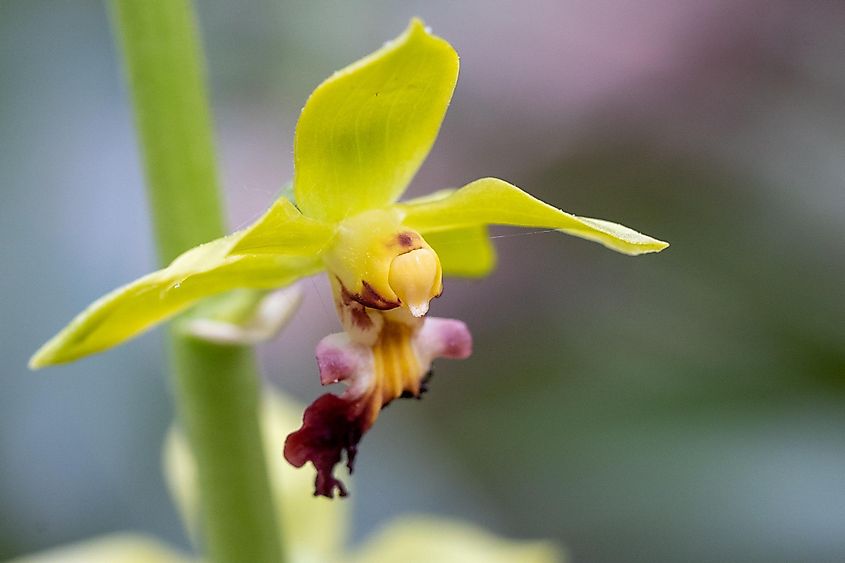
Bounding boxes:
109 2 284 562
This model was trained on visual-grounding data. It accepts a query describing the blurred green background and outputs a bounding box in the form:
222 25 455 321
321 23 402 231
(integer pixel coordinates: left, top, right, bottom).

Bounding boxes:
3 1 844 561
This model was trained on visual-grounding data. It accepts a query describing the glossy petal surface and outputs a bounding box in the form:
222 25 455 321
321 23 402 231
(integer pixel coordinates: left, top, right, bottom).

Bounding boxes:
399 177 669 256
294 19 459 220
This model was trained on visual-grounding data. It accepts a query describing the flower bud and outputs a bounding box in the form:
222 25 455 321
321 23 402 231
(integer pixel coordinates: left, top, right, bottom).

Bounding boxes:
388 248 442 317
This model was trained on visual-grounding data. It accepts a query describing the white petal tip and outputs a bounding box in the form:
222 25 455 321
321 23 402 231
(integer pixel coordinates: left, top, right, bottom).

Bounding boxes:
408 302 430 317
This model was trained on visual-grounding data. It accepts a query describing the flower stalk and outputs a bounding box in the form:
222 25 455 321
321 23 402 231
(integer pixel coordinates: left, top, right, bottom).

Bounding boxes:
108 1 283 561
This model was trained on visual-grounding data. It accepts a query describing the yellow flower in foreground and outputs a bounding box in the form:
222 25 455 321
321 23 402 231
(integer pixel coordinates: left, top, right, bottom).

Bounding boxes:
30 19 668 498
11 390 564 563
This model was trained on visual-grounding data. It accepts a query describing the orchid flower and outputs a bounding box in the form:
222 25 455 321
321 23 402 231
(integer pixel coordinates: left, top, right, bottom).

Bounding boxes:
30 19 668 498
11 389 562 563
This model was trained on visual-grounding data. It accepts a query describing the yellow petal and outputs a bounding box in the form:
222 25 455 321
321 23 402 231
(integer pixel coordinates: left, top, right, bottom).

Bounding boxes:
294 19 459 221
29 236 323 368
229 196 335 256
423 225 497 278
398 177 669 256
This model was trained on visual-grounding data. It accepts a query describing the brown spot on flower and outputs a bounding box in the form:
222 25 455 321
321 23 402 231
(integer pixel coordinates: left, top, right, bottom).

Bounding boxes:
396 231 417 248
336 281 375 330
400 369 433 399
348 306 372 330
335 277 399 311
358 281 400 309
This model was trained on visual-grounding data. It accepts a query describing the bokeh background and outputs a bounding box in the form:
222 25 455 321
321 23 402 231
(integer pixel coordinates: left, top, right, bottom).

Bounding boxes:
3 1 845 561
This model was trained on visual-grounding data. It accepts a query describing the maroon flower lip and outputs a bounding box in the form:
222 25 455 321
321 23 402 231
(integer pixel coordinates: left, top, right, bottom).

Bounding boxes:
284 393 364 498
285 316 472 498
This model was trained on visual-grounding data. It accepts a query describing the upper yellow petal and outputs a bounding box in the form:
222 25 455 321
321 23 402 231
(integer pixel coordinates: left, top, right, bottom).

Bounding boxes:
293 19 459 221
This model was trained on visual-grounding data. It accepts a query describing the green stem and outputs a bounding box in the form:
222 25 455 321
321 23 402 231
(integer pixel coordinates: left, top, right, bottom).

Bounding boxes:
109 2 284 562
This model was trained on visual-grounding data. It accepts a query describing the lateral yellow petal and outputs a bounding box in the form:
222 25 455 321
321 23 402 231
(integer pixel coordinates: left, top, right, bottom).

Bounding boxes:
29 236 322 368
398 178 669 256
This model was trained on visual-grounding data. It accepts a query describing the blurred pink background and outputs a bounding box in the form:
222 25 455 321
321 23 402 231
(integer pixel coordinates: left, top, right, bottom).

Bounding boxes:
3 1 844 561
